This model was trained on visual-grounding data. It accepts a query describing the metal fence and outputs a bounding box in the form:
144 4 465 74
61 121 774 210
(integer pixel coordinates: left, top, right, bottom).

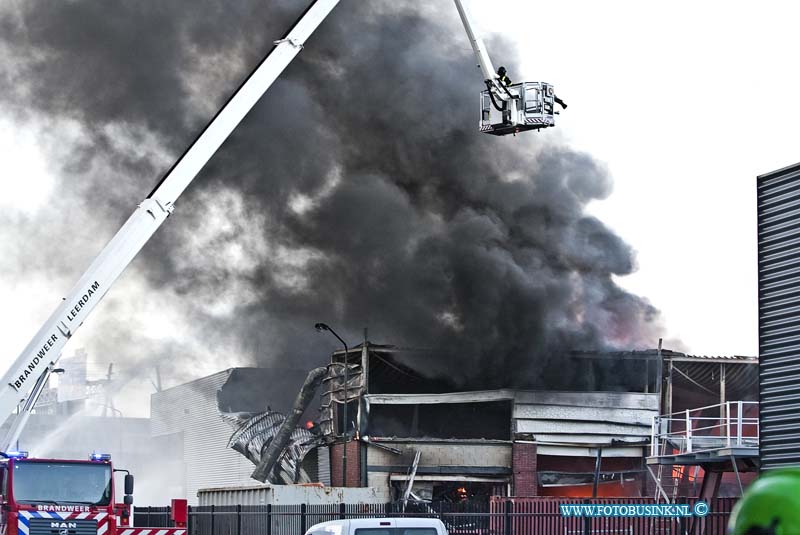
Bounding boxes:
134 497 736 535
489 497 736 535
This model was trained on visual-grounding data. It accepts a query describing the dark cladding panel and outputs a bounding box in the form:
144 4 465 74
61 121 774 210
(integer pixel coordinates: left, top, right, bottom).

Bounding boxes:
757 162 800 470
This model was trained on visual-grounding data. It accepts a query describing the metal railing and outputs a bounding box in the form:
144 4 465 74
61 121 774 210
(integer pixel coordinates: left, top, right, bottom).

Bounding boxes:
650 401 759 457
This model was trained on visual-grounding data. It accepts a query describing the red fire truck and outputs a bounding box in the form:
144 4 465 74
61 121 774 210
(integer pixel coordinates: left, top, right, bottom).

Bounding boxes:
0 452 187 535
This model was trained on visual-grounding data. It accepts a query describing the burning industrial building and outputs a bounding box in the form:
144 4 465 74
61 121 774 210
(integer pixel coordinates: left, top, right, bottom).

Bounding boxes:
313 343 661 501
187 341 756 504
311 343 757 500
0 0 662 399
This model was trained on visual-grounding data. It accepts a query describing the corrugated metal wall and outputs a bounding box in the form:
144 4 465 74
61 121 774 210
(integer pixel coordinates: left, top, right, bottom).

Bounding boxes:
513 391 658 458
151 370 262 503
317 445 331 486
757 162 800 470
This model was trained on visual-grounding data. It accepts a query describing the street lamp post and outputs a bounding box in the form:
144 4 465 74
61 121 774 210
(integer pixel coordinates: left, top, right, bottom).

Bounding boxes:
315 322 350 487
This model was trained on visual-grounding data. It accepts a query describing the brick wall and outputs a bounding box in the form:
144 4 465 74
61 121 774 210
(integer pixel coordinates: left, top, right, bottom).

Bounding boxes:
329 440 362 487
512 441 538 496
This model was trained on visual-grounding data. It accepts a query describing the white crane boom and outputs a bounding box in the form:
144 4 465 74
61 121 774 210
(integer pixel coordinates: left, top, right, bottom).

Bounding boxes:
452 0 497 87
0 0 340 451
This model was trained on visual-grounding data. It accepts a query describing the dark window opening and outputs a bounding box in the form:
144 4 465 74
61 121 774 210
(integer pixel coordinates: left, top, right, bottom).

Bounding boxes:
336 400 359 437
365 351 459 395
539 352 662 393
369 401 511 440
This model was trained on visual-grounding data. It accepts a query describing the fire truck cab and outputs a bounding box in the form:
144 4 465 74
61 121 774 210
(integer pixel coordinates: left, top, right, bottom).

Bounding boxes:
0 452 135 535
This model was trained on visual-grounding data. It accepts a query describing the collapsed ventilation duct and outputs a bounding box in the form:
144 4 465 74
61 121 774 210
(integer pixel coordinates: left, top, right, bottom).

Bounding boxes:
219 367 328 483
221 409 320 484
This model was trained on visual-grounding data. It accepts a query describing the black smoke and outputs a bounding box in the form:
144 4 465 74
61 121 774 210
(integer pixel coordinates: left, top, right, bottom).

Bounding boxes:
0 0 660 389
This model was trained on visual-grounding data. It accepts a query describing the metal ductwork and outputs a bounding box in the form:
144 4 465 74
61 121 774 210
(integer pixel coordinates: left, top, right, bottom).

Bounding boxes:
250 366 328 482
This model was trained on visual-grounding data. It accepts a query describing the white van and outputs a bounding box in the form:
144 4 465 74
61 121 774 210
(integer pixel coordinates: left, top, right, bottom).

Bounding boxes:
304 518 448 535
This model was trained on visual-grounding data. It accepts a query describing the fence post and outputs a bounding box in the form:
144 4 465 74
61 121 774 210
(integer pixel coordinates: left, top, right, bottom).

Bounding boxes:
686 410 692 453
210 505 215 535
340 503 346 520
236 505 241 535
301 504 307 535
583 499 591 535
726 402 732 447
504 500 512 535
651 416 658 457
737 401 743 445
266 504 272 535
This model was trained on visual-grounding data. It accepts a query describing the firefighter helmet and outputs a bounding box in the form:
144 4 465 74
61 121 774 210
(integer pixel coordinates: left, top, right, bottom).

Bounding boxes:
728 468 800 534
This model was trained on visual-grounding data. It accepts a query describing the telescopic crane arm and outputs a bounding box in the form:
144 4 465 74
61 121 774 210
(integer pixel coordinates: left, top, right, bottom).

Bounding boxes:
453 0 514 102
453 0 496 85
0 0 340 452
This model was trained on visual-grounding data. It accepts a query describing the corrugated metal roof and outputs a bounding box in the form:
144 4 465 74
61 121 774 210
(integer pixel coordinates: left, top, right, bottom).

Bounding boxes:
571 349 756 364
667 354 757 363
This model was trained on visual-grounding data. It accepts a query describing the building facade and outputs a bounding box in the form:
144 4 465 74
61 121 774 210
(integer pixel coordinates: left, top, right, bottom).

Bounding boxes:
322 345 661 500
757 161 800 470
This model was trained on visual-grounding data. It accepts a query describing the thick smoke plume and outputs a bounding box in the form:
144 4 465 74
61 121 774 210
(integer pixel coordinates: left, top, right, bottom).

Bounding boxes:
0 0 660 391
